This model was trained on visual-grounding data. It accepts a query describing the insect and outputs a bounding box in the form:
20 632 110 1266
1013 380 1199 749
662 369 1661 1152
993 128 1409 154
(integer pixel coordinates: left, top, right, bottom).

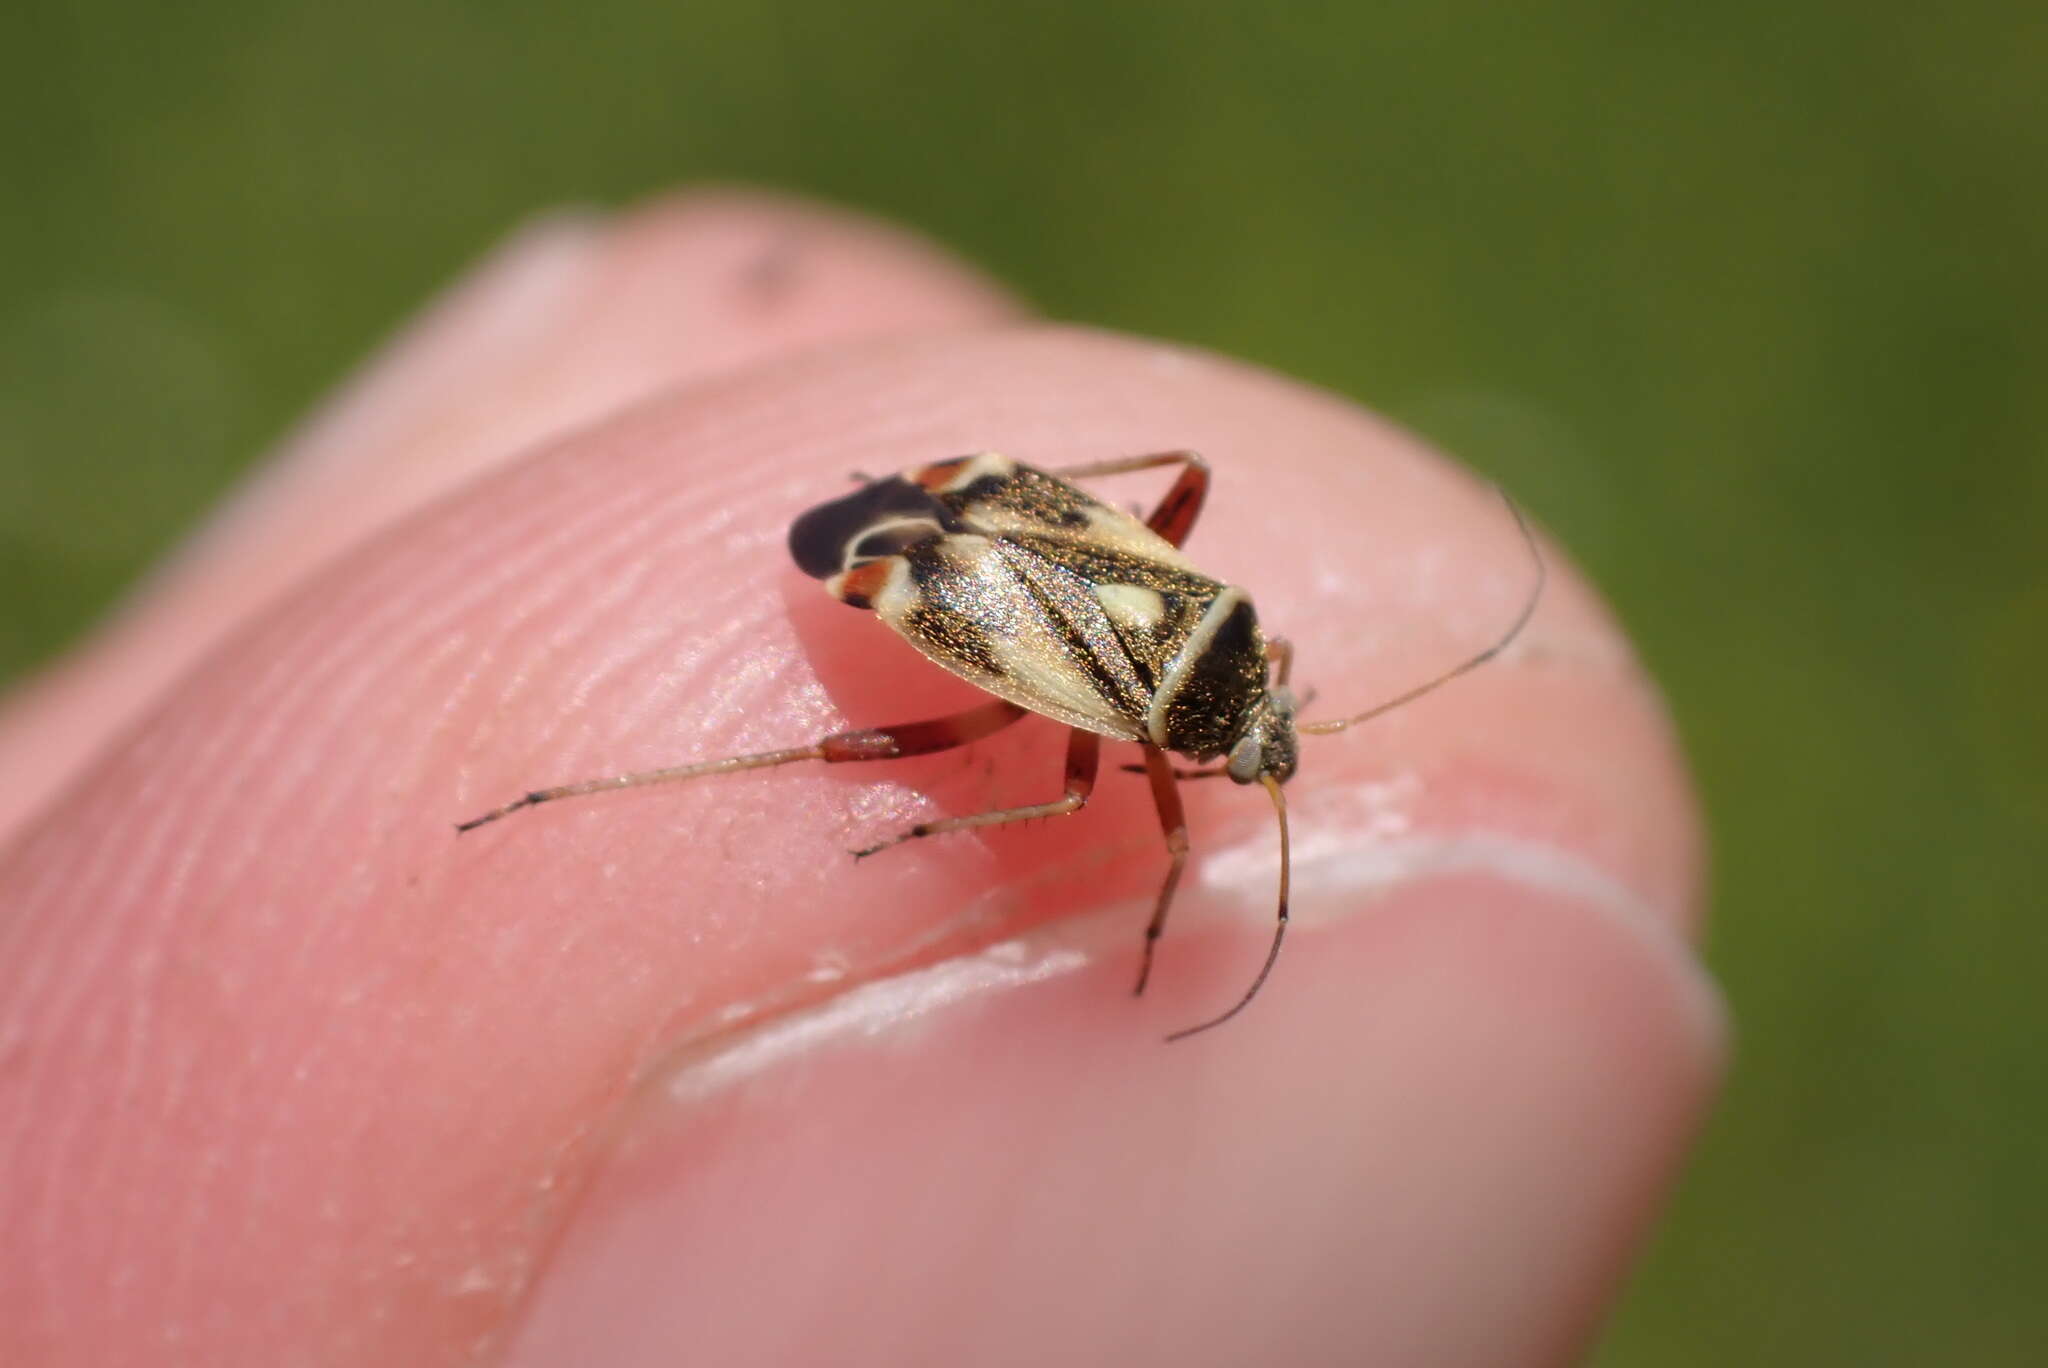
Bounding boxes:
458 450 1543 1039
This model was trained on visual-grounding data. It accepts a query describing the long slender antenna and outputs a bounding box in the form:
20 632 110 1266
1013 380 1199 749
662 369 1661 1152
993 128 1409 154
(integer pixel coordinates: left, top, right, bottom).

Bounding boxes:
1166 772 1291 1042
1298 488 1545 737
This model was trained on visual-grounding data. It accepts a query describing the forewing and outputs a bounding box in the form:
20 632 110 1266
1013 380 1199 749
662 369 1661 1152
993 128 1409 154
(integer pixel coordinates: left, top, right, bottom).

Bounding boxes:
837 454 1246 746
867 534 1147 739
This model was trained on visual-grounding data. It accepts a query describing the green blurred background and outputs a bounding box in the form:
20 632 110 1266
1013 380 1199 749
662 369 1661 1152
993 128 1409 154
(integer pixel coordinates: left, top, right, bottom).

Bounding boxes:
3 1 2041 1360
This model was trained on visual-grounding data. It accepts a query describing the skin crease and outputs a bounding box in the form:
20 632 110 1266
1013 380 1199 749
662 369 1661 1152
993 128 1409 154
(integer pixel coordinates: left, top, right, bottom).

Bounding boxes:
0 194 1719 1366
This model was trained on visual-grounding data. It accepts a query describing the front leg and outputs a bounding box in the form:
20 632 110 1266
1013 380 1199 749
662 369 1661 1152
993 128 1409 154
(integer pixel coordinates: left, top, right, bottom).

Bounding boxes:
1132 742 1191 996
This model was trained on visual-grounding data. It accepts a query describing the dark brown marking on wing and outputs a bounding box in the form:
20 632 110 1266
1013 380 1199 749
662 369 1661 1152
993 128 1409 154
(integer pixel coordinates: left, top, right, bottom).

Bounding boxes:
900 549 1006 677
937 463 1104 535
999 533 1216 599
997 541 1152 723
994 531 1221 695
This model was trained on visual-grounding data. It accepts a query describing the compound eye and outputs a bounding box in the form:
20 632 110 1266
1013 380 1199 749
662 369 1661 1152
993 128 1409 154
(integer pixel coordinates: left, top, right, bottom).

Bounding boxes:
1227 730 1264 784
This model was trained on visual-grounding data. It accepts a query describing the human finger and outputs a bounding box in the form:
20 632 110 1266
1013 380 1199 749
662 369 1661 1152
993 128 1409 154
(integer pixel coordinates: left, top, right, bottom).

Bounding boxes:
0 325 1712 1365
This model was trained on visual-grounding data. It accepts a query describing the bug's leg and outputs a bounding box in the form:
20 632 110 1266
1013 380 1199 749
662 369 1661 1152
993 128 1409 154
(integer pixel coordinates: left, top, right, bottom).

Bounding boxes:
1132 742 1191 997
456 699 1028 832
1050 450 1210 548
1118 763 1228 781
852 727 1101 859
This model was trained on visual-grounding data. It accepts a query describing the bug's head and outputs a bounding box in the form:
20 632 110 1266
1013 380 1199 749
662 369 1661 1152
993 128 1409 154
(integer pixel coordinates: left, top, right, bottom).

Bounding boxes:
1226 685 1299 786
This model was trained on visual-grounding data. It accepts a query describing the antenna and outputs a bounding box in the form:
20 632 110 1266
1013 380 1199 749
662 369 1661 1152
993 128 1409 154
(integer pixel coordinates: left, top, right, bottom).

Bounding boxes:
1166 772 1291 1042
1298 489 1544 737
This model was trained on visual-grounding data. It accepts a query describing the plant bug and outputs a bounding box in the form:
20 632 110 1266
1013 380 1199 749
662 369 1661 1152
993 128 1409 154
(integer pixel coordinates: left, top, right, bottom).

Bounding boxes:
457 451 1543 1039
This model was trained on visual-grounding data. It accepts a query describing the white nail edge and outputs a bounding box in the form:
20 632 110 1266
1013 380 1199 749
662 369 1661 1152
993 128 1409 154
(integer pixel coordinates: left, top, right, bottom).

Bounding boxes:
660 829 1710 1104
665 941 1091 1103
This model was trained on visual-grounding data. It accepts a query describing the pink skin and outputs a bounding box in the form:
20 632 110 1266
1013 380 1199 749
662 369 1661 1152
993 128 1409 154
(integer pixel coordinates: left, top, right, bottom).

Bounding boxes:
0 194 1719 1366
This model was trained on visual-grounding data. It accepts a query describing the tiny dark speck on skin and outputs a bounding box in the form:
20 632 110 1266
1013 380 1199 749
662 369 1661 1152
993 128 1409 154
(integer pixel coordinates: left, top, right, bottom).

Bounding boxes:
740 232 805 305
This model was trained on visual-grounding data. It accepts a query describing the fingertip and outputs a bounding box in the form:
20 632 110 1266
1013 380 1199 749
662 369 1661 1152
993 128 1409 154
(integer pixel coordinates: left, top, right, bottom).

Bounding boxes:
502 874 1722 1367
0 324 1705 1362
0 188 1024 843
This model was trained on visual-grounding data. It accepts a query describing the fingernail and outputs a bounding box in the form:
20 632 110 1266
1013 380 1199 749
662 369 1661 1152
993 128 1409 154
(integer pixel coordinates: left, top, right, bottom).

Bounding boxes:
499 863 1721 1366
